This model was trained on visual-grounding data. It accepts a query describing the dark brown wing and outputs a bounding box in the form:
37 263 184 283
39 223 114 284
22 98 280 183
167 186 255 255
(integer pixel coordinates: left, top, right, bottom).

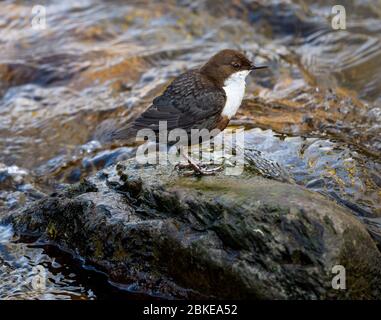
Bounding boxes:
112 70 226 141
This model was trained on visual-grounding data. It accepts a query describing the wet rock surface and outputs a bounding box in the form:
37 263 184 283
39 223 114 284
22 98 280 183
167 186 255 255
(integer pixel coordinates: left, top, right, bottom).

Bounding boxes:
4 159 381 299
0 163 46 213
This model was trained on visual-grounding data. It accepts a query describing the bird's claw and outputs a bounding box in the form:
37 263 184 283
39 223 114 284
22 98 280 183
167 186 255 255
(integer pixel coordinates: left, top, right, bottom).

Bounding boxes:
176 149 222 176
175 162 222 176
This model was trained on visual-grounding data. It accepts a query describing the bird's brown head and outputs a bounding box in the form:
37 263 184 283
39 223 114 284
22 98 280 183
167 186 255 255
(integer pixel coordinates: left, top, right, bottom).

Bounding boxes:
200 49 266 87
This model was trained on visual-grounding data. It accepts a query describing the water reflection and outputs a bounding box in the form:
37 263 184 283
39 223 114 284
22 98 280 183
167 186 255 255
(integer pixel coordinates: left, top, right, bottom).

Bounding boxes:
0 224 92 300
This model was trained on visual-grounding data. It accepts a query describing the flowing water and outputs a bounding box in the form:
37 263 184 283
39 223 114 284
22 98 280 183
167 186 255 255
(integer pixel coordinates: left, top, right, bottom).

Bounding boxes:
0 0 380 299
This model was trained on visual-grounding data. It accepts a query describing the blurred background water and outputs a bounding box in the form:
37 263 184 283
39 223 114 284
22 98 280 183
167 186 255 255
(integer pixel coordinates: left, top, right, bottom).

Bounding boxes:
0 0 380 299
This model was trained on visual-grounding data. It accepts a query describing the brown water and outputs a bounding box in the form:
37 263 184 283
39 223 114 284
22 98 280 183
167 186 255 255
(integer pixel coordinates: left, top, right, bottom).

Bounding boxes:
0 0 381 299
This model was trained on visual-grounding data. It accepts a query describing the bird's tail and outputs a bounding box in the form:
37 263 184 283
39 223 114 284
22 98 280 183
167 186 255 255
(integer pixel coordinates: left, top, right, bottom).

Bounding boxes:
92 119 138 146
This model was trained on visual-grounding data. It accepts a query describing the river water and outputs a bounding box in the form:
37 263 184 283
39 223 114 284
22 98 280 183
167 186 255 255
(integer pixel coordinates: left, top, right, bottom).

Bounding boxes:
0 0 380 299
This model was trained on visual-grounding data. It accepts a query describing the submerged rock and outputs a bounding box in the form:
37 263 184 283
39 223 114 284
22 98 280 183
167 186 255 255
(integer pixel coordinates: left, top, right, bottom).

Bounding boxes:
3 157 381 299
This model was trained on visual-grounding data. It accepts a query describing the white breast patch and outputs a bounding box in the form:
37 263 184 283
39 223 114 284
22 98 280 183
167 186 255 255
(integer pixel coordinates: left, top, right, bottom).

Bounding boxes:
221 70 250 119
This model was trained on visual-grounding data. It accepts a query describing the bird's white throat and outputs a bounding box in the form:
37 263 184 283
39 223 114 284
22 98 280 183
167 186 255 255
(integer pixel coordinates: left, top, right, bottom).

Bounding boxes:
221 70 250 119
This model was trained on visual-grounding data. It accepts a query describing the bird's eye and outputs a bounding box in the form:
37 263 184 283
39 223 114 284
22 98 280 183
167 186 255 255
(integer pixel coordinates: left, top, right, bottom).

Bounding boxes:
232 62 241 68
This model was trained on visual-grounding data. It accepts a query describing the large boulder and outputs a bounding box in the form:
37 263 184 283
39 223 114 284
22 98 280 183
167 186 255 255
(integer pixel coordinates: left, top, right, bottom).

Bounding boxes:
3 158 381 299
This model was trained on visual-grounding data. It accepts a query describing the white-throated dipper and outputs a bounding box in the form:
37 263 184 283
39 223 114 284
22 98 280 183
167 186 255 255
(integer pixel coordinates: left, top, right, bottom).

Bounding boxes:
112 49 267 174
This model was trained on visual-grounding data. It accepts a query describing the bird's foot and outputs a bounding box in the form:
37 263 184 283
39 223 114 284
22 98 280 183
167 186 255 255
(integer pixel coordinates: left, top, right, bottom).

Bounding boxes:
175 158 222 176
176 149 222 176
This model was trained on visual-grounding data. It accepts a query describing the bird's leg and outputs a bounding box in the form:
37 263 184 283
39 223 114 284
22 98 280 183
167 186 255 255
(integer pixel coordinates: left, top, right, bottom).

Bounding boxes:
176 147 222 176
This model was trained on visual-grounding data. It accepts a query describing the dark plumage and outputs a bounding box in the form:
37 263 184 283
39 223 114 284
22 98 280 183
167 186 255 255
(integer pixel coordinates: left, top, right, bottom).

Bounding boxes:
117 70 225 140
107 49 266 146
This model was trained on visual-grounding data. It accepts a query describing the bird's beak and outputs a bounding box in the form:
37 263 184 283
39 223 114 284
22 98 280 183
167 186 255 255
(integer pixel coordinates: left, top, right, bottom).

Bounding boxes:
250 64 268 70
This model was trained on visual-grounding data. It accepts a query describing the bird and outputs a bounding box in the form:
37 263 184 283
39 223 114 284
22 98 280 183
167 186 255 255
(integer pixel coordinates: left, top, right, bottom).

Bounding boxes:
109 49 267 175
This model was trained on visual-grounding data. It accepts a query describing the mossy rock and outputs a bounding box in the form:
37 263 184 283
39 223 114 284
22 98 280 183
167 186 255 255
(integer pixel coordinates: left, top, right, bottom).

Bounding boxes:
3 158 381 299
